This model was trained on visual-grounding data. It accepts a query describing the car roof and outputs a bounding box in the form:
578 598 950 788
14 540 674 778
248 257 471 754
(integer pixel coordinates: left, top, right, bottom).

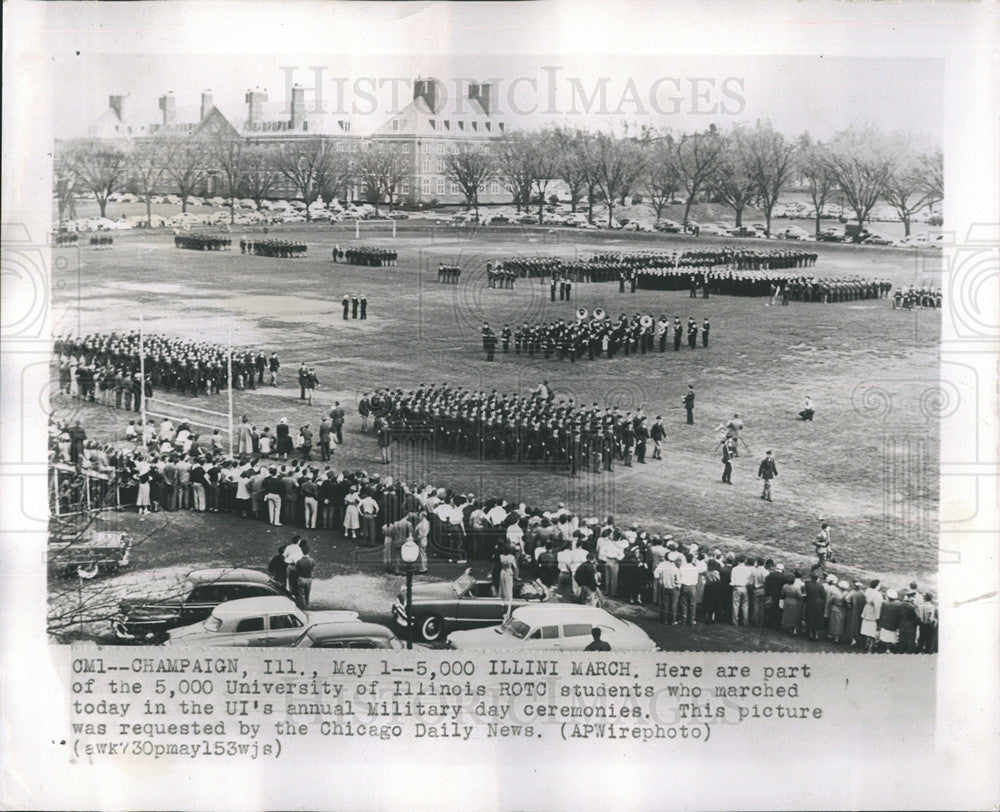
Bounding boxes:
186 568 276 585
300 621 395 640
211 596 299 618
510 604 620 625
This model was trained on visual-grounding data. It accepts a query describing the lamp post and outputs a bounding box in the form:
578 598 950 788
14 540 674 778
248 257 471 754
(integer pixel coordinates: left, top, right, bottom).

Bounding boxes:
400 539 420 650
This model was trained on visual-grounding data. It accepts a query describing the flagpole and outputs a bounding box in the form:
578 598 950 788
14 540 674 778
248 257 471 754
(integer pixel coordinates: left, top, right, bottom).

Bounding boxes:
227 329 234 457
139 315 146 434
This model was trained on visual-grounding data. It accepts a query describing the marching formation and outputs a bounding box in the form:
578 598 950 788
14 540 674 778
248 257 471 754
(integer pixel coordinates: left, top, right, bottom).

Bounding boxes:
892 286 942 309
436 264 463 283
336 245 397 266
480 312 710 361
242 238 307 258
636 268 892 301
54 333 280 397
89 235 114 248
174 233 231 251
373 382 678 474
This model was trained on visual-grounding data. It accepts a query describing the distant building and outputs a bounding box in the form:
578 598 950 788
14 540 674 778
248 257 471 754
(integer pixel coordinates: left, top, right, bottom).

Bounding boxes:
68 77 508 207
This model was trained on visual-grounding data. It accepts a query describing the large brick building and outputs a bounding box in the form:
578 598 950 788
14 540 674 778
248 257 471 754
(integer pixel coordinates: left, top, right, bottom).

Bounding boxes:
73 78 508 206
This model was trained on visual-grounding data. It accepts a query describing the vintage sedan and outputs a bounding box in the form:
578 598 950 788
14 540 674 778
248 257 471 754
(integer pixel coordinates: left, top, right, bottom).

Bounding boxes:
113 568 292 642
292 621 406 649
164 596 360 646
391 568 550 642
447 604 658 651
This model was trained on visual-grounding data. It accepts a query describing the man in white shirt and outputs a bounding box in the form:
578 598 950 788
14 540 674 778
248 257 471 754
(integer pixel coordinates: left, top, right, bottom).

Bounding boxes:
749 557 769 626
730 555 753 626
678 555 699 625
655 557 682 624
596 532 626 599
486 500 508 527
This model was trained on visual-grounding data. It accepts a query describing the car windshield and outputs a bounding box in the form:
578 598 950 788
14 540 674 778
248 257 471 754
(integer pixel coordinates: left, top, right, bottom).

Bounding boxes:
204 616 222 632
500 617 530 639
453 570 476 596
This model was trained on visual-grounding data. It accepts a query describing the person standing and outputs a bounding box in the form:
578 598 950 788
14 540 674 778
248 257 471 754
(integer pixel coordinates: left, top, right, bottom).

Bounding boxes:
687 318 698 349
304 369 319 406
498 544 519 603
263 467 283 526
730 555 752 625
757 449 778 501
295 542 315 609
650 416 665 459
359 295 368 320
803 572 827 640
678 554 699 625
300 474 318 529
268 353 280 386
297 363 309 400
702 317 710 347
329 402 345 445
673 318 683 351
683 385 695 425
721 440 733 484
318 417 332 462
342 295 350 320
799 395 815 421
236 415 254 456
351 295 360 319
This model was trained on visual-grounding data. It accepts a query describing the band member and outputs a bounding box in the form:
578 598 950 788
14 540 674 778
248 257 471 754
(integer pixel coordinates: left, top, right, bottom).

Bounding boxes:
702 317 710 347
650 416 665 459
683 385 695 425
673 318 683 351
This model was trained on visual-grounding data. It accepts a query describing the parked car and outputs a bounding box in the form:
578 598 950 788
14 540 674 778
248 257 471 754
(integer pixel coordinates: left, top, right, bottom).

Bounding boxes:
816 228 846 243
698 223 728 236
292 620 405 649
113 568 291 642
387 211 410 220
778 225 810 240
862 231 895 246
654 219 682 233
164 596 360 646
391 568 550 642
622 220 655 232
447 604 658 651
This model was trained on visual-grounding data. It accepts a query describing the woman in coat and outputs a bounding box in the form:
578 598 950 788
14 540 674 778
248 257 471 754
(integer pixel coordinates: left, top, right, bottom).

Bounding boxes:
803 572 827 640
860 579 883 652
827 580 849 643
702 559 725 622
781 571 805 635
275 418 293 460
845 581 867 647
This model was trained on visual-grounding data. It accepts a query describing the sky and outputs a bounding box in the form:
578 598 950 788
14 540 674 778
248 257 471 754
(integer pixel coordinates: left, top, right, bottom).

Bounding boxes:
53 53 943 145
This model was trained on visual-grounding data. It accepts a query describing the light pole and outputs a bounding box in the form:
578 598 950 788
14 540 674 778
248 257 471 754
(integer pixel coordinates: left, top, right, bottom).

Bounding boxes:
400 539 419 650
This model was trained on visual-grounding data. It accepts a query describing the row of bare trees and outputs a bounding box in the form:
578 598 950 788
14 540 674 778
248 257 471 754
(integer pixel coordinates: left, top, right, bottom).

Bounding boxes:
56 123 943 236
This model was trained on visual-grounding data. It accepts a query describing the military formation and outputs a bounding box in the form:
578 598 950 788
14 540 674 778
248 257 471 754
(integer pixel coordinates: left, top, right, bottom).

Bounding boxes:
242 238 307 258
636 268 892 301
374 383 670 474
437 264 463 283
54 333 281 397
89 235 114 248
175 233 231 251
479 312 711 361
893 286 941 309
54 232 79 246
338 245 397 266
485 264 517 288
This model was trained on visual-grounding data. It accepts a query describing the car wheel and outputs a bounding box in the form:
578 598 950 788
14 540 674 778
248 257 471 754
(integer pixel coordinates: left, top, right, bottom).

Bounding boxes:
419 615 445 642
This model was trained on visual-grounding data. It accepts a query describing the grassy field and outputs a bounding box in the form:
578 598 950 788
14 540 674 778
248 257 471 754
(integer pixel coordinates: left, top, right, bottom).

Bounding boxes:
51 223 941 595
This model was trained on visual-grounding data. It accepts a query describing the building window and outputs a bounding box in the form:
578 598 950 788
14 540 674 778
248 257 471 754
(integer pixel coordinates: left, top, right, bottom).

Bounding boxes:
498 122 505 132
449 181 460 195
457 121 464 131
443 120 450 131
429 119 436 130
471 121 478 131
422 178 430 195
436 178 445 195
485 122 491 132
402 183 410 195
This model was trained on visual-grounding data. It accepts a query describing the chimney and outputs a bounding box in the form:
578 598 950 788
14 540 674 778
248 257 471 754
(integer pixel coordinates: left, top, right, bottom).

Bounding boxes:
245 88 268 129
290 85 306 130
414 78 439 113
158 93 176 127
469 82 491 115
109 95 124 120
200 90 213 122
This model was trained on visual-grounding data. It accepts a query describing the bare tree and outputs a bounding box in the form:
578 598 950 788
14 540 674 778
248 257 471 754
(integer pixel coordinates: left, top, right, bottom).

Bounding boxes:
162 139 208 213
711 127 757 229
671 129 725 228
209 132 249 224
883 153 934 238
743 122 797 236
797 135 838 237
493 132 535 212
72 140 129 219
549 127 590 212
275 137 346 219
53 144 79 224
317 145 355 206
524 131 560 225
444 142 495 222
356 142 409 215
242 144 280 210
642 136 680 221
128 138 167 227
920 148 944 213
592 132 646 228
824 126 896 235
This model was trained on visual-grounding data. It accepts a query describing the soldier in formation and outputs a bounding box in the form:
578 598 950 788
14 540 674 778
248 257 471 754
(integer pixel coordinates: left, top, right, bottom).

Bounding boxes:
177 233 231 251
437 264 462 283
243 239 307 258
344 246 397 266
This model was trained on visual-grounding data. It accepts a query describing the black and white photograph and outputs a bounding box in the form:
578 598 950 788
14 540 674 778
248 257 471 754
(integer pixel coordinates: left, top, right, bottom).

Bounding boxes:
2 1 998 809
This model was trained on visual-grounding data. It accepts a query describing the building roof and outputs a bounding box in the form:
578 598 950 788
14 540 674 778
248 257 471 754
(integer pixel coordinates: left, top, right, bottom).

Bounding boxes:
86 107 145 139
372 96 500 139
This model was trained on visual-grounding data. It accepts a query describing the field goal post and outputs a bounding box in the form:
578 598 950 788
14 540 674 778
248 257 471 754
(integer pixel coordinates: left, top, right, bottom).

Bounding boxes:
353 218 397 240
138 316 235 456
